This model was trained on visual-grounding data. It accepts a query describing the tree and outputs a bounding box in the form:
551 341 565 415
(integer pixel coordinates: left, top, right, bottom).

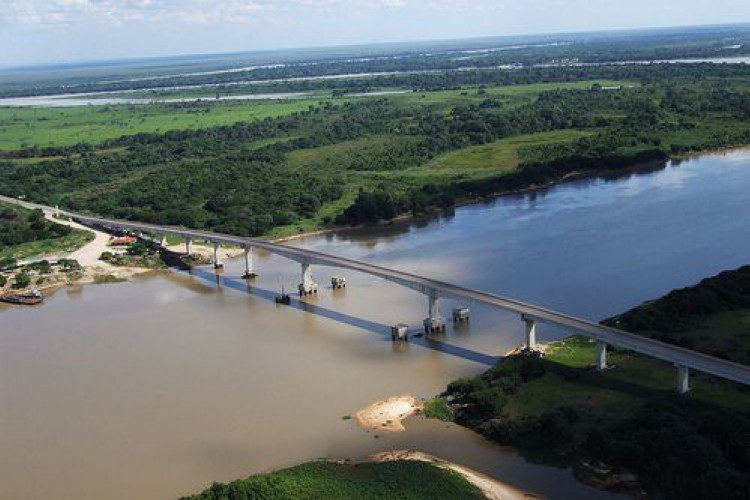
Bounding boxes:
0 257 17 270
13 272 31 289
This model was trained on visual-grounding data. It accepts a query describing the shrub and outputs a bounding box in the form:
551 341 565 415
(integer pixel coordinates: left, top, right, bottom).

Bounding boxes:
423 397 453 421
58 258 81 270
13 272 31 289
0 257 17 270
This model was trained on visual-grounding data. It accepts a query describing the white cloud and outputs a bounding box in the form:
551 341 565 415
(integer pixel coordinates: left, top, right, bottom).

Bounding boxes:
0 0 449 27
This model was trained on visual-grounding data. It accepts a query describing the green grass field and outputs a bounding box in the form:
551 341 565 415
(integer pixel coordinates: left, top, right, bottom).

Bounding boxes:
263 129 592 238
504 336 750 417
0 80 631 151
183 460 484 500
0 98 324 150
420 129 593 175
0 226 94 261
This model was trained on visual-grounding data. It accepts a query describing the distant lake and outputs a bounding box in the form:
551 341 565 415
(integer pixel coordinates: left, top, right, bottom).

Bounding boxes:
1 55 746 107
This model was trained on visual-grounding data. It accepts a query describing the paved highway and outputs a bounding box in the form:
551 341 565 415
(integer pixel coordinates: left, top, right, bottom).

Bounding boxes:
3 194 750 388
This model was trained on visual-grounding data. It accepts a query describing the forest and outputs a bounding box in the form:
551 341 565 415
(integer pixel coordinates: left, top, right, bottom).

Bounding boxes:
1 61 748 238
0 205 72 248
428 263 750 499
437 346 750 500
604 265 750 365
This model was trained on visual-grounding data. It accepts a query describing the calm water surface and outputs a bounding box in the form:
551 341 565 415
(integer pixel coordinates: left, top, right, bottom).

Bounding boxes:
2 150 749 499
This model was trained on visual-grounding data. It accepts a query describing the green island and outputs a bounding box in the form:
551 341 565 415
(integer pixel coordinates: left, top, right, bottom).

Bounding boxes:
424 265 750 499
183 460 484 500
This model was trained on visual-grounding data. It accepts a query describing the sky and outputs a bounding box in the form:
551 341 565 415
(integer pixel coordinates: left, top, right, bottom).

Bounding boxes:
1 0 749 67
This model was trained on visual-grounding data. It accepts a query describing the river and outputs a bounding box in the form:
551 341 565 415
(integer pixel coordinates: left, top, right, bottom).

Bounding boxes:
2 149 750 499
1 56 747 107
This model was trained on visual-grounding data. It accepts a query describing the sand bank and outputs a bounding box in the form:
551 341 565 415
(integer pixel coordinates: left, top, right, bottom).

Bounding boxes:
355 394 421 432
372 450 544 500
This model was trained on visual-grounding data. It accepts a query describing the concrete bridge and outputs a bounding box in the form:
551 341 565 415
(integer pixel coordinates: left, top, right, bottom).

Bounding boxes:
4 194 750 394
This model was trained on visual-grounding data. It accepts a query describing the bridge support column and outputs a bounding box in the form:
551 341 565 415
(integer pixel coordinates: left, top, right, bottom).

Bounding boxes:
595 340 608 371
242 246 256 279
54 205 60 217
213 242 223 269
185 238 193 255
159 235 168 248
423 291 446 334
298 262 317 295
676 364 690 394
522 315 537 350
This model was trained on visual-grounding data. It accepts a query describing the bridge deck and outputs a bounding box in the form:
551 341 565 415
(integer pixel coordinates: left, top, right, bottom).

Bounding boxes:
3 194 750 387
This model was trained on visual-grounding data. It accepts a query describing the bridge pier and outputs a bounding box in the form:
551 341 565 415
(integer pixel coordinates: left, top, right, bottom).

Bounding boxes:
423 291 446 333
185 238 193 255
522 315 537 350
159 234 168 248
595 340 608 371
676 364 690 394
213 242 223 269
298 262 318 295
242 246 257 279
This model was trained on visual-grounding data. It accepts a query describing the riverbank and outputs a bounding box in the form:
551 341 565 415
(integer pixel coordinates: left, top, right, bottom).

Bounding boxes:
5 147 750 499
372 451 542 500
0 207 253 298
267 145 750 243
183 457 487 499
183 450 539 500
431 316 750 498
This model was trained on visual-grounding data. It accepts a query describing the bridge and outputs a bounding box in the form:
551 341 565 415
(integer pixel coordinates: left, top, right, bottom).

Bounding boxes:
3 194 750 393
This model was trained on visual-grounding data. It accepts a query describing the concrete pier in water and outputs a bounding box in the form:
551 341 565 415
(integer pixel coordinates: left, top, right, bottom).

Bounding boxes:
3 193 750 393
213 242 223 269
299 262 318 295
423 291 446 333
242 246 256 278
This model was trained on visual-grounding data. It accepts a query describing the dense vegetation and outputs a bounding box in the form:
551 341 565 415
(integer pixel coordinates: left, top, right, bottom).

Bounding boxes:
2 27 750 239
2 62 750 238
182 460 484 500
605 265 750 366
432 267 750 498
0 203 93 261
437 343 750 499
0 205 71 247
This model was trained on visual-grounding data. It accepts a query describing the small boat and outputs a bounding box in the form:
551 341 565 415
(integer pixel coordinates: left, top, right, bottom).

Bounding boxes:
275 286 291 305
0 288 44 305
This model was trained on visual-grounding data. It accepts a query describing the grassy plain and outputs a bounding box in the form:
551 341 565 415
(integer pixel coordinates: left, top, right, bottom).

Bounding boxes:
0 202 95 261
0 230 94 262
507 336 750 416
265 129 591 238
0 98 325 150
0 80 630 151
418 129 594 176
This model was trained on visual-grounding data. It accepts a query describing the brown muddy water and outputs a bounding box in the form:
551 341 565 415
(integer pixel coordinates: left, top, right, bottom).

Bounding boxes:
3 149 750 499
